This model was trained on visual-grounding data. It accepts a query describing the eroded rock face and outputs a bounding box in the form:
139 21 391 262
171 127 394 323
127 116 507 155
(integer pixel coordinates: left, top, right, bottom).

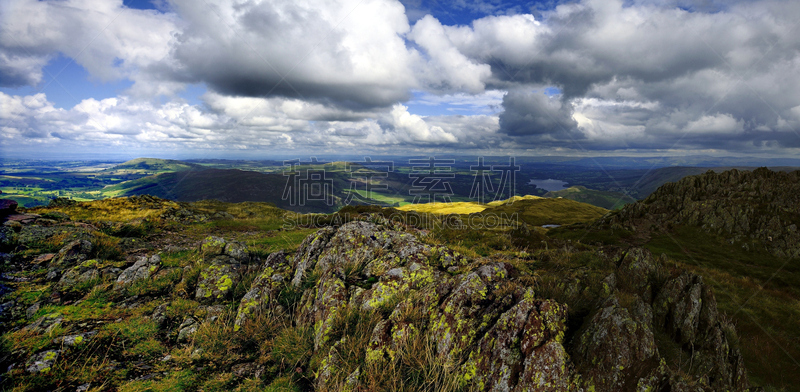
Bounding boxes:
654 272 749 391
56 260 102 294
54 331 97 347
234 251 290 330
606 168 800 258
570 247 750 392
463 290 579 392
177 317 199 343
574 294 657 391
26 350 59 373
24 313 63 334
195 263 240 303
232 222 753 392
263 220 581 391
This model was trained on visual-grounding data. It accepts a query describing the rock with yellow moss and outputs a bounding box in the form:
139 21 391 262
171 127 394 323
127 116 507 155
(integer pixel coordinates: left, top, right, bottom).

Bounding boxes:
195 262 241 304
115 254 161 289
233 251 291 329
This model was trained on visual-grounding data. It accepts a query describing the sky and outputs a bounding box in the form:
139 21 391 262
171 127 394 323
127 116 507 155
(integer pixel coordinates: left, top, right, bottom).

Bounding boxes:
1 0 800 160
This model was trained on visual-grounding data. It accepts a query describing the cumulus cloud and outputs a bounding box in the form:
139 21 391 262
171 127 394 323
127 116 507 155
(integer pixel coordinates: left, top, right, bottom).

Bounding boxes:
165 0 421 109
2 0 800 156
1 91 497 158
408 15 491 93
384 104 459 144
0 0 177 90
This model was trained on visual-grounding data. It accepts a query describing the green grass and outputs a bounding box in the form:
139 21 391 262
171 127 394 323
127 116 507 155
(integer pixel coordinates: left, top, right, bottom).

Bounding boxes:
343 188 410 206
33 296 120 323
397 201 487 214
544 186 636 210
160 249 195 268
126 268 183 297
643 226 800 390
119 369 200 392
246 228 318 255
479 197 609 227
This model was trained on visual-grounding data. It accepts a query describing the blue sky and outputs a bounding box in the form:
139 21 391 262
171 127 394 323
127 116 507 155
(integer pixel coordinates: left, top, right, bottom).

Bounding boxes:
1 0 799 160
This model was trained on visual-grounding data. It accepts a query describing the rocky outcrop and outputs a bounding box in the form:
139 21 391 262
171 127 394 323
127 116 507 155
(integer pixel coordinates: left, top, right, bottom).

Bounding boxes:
605 168 800 258
0 199 18 218
53 331 97 347
0 196 762 392
574 294 657 391
654 272 748 390
25 350 59 373
230 221 752 391
56 260 101 294
571 247 750 392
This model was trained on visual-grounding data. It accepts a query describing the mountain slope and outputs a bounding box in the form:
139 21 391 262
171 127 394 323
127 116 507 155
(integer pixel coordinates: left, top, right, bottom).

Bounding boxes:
586 168 800 386
105 168 351 213
544 186 635 210
104 158 202 175
607 167 800 258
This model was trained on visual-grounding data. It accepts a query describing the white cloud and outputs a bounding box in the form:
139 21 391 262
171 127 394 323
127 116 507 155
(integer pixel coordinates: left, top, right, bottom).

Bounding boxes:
0 0 178 91
408 15 491 93
684 114 744 135
385 104 458 144
166 0 421 108
2 0 800 155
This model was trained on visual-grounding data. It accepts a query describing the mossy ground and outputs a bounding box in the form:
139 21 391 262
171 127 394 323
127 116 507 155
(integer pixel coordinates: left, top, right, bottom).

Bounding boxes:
1 196 794 391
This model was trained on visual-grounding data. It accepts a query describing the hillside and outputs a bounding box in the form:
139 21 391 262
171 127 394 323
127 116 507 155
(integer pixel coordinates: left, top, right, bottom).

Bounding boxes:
0 195 756 391
560 167 800 387
544 186 635 210
624 165 800 198
103 168 350 213
479 197 608 227
104 158 202 175
606 167 800 258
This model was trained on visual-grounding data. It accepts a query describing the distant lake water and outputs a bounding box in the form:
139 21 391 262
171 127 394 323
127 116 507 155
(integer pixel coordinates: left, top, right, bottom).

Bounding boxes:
528 179 568 192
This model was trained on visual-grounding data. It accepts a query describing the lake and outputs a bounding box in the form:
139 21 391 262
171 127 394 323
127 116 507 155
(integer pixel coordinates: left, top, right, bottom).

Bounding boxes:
528 178 569 192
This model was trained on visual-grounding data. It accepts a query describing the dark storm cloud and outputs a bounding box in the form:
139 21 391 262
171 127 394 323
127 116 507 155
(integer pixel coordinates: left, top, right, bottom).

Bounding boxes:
499 89 579 138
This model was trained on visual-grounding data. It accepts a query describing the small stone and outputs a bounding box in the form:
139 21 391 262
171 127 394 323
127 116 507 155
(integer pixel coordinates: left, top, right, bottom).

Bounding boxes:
54 331 97 347
26 350 59 373
231 362 258 378
177 317 198 343
26 303 40 319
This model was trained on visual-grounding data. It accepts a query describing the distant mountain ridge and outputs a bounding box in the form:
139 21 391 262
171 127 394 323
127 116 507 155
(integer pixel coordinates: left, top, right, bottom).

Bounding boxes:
104 158 202 175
